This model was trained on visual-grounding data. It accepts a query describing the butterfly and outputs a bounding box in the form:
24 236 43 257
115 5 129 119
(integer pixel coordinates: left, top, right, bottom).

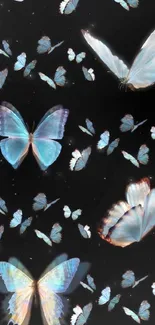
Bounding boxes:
97 131 120 155
0 256 80 325
71 303 93 325
0 101 69 170
80 274 96 293
69 147 92 171
37 36 64 54
151 282 155 295
0 197 8 215
150 126 155 139
34 223 62 246
120 114 147 132
59 0 79 15
0 225 4 239
63 205 82 220
38 66 67 89
123 300 150 323
78 224 91 239
67 48 86 63
0 68 8 89
122 144 149 167
98 177 155 247
82 66 95 81
78 118 95 137
10 209 33 235
98 287 121 312
0 40 12 57
114 0 139 10
14 53 37 77
82 29 155 90
33 193 60 211
121 270 148 288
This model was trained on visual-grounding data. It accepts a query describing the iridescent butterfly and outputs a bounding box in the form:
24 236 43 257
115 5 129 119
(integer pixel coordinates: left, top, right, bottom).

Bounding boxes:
0 225 4 240
38 66 67 89
0 40 12 57
59 0 79 15
34 223 62 246
78 118 95 136
63 205 82 220
78 224 91 239
37 36 64 54
0 197 8 215
97 131 120 155
122 144 149 168
123 300 150 323
0 256 80 325
80 274 96 293
0 69 8 89
121 270 148 288
0 101 69 170
14 53 37 77
33 193 60 211
71 303 93 325
98 177 155 247
82 66 95 81
69 147 92 171
98 287 121 312
114 0 139 10
10 209 32 235
67 48 86 63
120 114 147 132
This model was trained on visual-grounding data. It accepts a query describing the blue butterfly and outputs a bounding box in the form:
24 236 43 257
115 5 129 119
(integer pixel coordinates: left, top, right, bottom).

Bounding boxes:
60 0 79 14
37 36 64 54
0 101 69 170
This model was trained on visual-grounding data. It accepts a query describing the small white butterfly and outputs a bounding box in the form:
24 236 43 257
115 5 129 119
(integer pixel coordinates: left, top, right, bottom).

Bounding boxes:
71 303 93 325
63 205 82 220
69 147 92 171
123 300 150 323
0 197 8 215
10 210 32 234
151 282 155 295
0 40 12 57
38 66 66 89
120 114 147 132
14 53 37 77
150 126 155 139
82 66 95 81
59 0 79 15
67 48 86 63
34 223 62 246
33 193 60 211
80 274 96 293
121 270 148 288
122 144 149 168
78 118 95 137
97 131 120 155
98 287 121 312
78 224 91 239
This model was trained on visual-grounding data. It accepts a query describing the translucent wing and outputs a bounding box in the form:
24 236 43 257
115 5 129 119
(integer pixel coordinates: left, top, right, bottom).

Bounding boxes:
121 270 135 288
33 193 47 211
37 36 52 54
50 223 62 244
150 126 155 139
82 30 129 79
120 114 134 132
151 282 155 295
82 66 95 81
107 138 120 155
34 229 52 246
38 72 56 89
0 68 8 88
63 205 72 218
108 294 121 312
78 125 93 136
80 281 94 293
0 197 8 214
72 209 82 220
123 307 140 323
68 48 76 61
14 52 26 71
70 147 91 171
98 287 111 305
60 0 79 15
71 305 83 325
76 52 86 64
142 188 155 237
114 0 129 10
10 209 23 228
127 0 139 8
85 119 95 135
126 177 150 207
2 40 12 56
78 224 91 239
23 60 37 77
76 303 93 325
138 300 150 321
54 66 66 87
87 274 96 290
0 225 4 239
122 150 139 167
137 144 149 165
97 131 110 150
0 137 30 168
19 217 33 235
32 139 61 170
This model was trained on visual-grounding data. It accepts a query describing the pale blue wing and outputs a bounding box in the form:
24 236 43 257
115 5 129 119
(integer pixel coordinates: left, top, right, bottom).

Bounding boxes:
32 138 62 170
137 144 149 165
2 40 12 56
54 66 66 87
122 151 139 167
76 52 86 63
50 223 62 243
32 193 47 211
0 137 29 168
37 36 51 54
0 197 8 214
74 147 91 171
1 101 26 125
123 307 140 323
97 131 110 150
60 0 79 14
67 48 76 61
76 303 93 325
138 300 150 321
23 60 37 77
34 229 52 246
108 294 121 312
121 270 135 288
87 274 96 290
85 119 95 135
10 209 23 228
98 287 111 305
14 52 26 71
107 138 120 155
38 72 56 89
19 217 33 235
82 66 95 81
0 68 8 89
114 0 129 10
127 0 139 8
78 224 91 239
0 225 4 239
120 114 134 132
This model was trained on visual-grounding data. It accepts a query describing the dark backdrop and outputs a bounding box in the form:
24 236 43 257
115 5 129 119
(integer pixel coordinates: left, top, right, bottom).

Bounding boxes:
0 0 155 324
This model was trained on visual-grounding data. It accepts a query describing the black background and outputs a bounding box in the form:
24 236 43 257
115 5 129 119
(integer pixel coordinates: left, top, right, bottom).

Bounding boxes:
0 0 155 324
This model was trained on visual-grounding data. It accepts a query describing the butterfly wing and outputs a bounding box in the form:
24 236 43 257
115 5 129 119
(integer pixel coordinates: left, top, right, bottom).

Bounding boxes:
85 118 95 135
0 197 8 214
14 52 26 71
54 66 66 87
23 60 37 77
50 223 62 244
68 48 76 61
38 72 56 89
2 40 12 56
82 67 95 81
38 258 80 325
121 270 135 288
127 0 139 8
78 224 91 238
120 114 134 132
37 36 51 54
98 287 111 305
76 303 93 325
114 0 129 11
60 0 79 14
87 274 96 290
107 138 120 155
82 30 129 80
150 126 155 139
126 177 150 208
20 217 33 235
63 205 72 218
123 307 140 323
138 301 150 321
97 131 110 150
0 68 8 88
122 151 139 167
34 229 52 246
10 209 23 228
33 193 47 211
76 52 86 64
137 144 149 165
73 147 91 171
72 209 82 220
0 225 4 239
108 294 121 312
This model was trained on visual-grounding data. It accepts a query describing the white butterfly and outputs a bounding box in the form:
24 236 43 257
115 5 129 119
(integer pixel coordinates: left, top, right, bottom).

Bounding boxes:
63 205 82 220
121 270 148 288
98 287 121 312
10 209 32 234
67 48 86 63
0 197 8 215
0 256 80 325
14 53 37 77
123 300 150 323
82 66 95 81
34 223 62 246
151 282 155 295
150 126 155 139
78 224 91 239
80 274 96 293
78 118 95 137
120 114 147 132
97 131 120 155
59 0 79 15
82 29 155 90
122 144 149 167
69 147 92 171
38 66 67 89
0 40 12 57
114 0 139 11
0 68 8 89
71 303 93 325
33 193 60 211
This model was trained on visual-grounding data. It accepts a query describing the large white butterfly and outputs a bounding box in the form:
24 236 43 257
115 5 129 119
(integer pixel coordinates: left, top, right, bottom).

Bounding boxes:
82 29 155 90
0 256 80 325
